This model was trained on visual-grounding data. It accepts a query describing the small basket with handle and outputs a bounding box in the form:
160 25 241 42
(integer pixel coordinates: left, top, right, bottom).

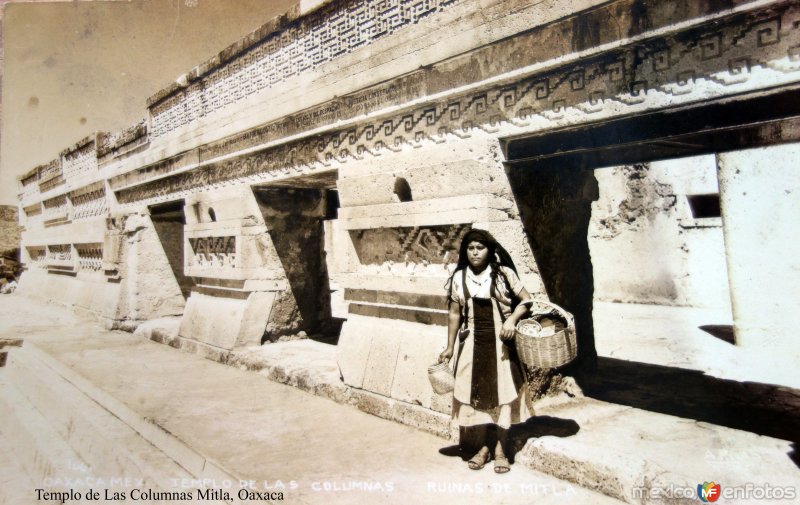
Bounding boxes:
515 300 577 369
427 361 455 394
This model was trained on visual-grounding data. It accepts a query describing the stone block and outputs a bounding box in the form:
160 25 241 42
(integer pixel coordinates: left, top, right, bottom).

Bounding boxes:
179 292 245 350
390 323 445 409
178 290 277 351
183 185 263 226
348 302 447 326
336 315 374 389
237 291 276 347
362 332 401 397
73 280 95 310
339 314 452 409
338 194 514 229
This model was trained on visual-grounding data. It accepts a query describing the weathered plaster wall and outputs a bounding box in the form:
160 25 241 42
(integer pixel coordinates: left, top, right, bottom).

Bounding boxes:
589 156 732 311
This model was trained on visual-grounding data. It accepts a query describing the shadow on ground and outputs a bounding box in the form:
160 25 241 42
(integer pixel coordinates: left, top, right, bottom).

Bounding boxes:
439 416 581 464
579 357 800 448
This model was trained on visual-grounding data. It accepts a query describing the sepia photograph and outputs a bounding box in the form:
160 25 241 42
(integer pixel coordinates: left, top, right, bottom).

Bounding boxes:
0 0 798 503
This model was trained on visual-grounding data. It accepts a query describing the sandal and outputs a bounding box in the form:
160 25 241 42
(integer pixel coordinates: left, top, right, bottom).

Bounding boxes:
494 455 510 474
467 448 490 470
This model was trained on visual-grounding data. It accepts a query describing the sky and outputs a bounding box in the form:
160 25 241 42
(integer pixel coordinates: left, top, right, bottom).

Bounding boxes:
0 0 296 205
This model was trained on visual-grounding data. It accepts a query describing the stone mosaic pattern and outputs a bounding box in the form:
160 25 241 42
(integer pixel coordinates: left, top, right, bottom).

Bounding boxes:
70 188 108 220
117 3 800 205
23 204 41 217
350 224 470 265
188 236 237 269
62 142 97 181
47 244 71 262
20 174 39 200
97 121 148 157
149 0 460 137
42 195 68 220
75 244 103 272
26 247 46 267
38 159 62 184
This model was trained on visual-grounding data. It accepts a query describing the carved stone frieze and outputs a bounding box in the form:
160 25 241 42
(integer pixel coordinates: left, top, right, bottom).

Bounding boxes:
47 244 72 262
63 141 98 181
75 244 103 272
350 224 470 265
97 120 148 158
43 195 68 219
26 247 46 267
149 0 461 138
188 236 237 269
37 159 62 183
117 3 800 206
23 204 42 217
70 187 108 220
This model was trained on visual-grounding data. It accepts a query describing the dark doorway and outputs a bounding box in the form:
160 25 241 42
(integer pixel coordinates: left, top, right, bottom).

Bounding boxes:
253 181 341 343
149 200 193 300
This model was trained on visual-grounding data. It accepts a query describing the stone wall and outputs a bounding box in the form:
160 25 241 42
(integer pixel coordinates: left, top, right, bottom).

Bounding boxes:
12 0 800 402
589 156 732 311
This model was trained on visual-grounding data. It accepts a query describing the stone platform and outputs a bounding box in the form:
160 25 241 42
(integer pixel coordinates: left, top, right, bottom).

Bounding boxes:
0 294 618 505
1 294 798 504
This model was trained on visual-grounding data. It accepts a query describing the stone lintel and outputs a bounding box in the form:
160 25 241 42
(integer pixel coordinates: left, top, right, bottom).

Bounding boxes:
345 288 447 311
349 302 448 327
108 149 200 192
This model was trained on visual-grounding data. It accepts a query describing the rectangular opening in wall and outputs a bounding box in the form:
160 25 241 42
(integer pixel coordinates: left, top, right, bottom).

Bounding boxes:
687 194 721 219
149 199 193 299
325 189 340 220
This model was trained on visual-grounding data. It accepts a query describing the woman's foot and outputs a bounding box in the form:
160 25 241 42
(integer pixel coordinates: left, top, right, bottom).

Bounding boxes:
493 455 510 473
494 445 510 474
467 447 491 470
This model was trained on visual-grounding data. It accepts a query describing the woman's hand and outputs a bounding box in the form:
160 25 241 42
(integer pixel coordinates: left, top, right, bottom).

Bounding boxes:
438 347 454 363
499 319 517 341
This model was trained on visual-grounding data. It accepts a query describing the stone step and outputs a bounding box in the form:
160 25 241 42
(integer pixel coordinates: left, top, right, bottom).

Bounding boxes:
0 424 41 505
0 374 87 490
514 395 799 505
0 346 206 501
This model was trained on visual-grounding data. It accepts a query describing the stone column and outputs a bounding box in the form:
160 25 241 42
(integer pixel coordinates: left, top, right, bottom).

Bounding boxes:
716 144 800 370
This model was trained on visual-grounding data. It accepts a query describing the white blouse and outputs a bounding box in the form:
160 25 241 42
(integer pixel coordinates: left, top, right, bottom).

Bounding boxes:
449 265 523 308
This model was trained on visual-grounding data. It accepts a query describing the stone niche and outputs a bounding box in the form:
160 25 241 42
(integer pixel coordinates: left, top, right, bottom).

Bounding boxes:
252 186 333 341
178 183 334 352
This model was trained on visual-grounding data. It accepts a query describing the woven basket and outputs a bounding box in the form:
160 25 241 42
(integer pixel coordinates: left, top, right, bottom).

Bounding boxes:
427 362 454 394
515 300 577 369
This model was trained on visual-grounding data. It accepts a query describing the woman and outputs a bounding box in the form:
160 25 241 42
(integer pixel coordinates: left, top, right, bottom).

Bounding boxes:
439 229 532 473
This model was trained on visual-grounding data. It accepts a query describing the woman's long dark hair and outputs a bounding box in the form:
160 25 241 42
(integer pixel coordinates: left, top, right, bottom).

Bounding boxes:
445 229 517 308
